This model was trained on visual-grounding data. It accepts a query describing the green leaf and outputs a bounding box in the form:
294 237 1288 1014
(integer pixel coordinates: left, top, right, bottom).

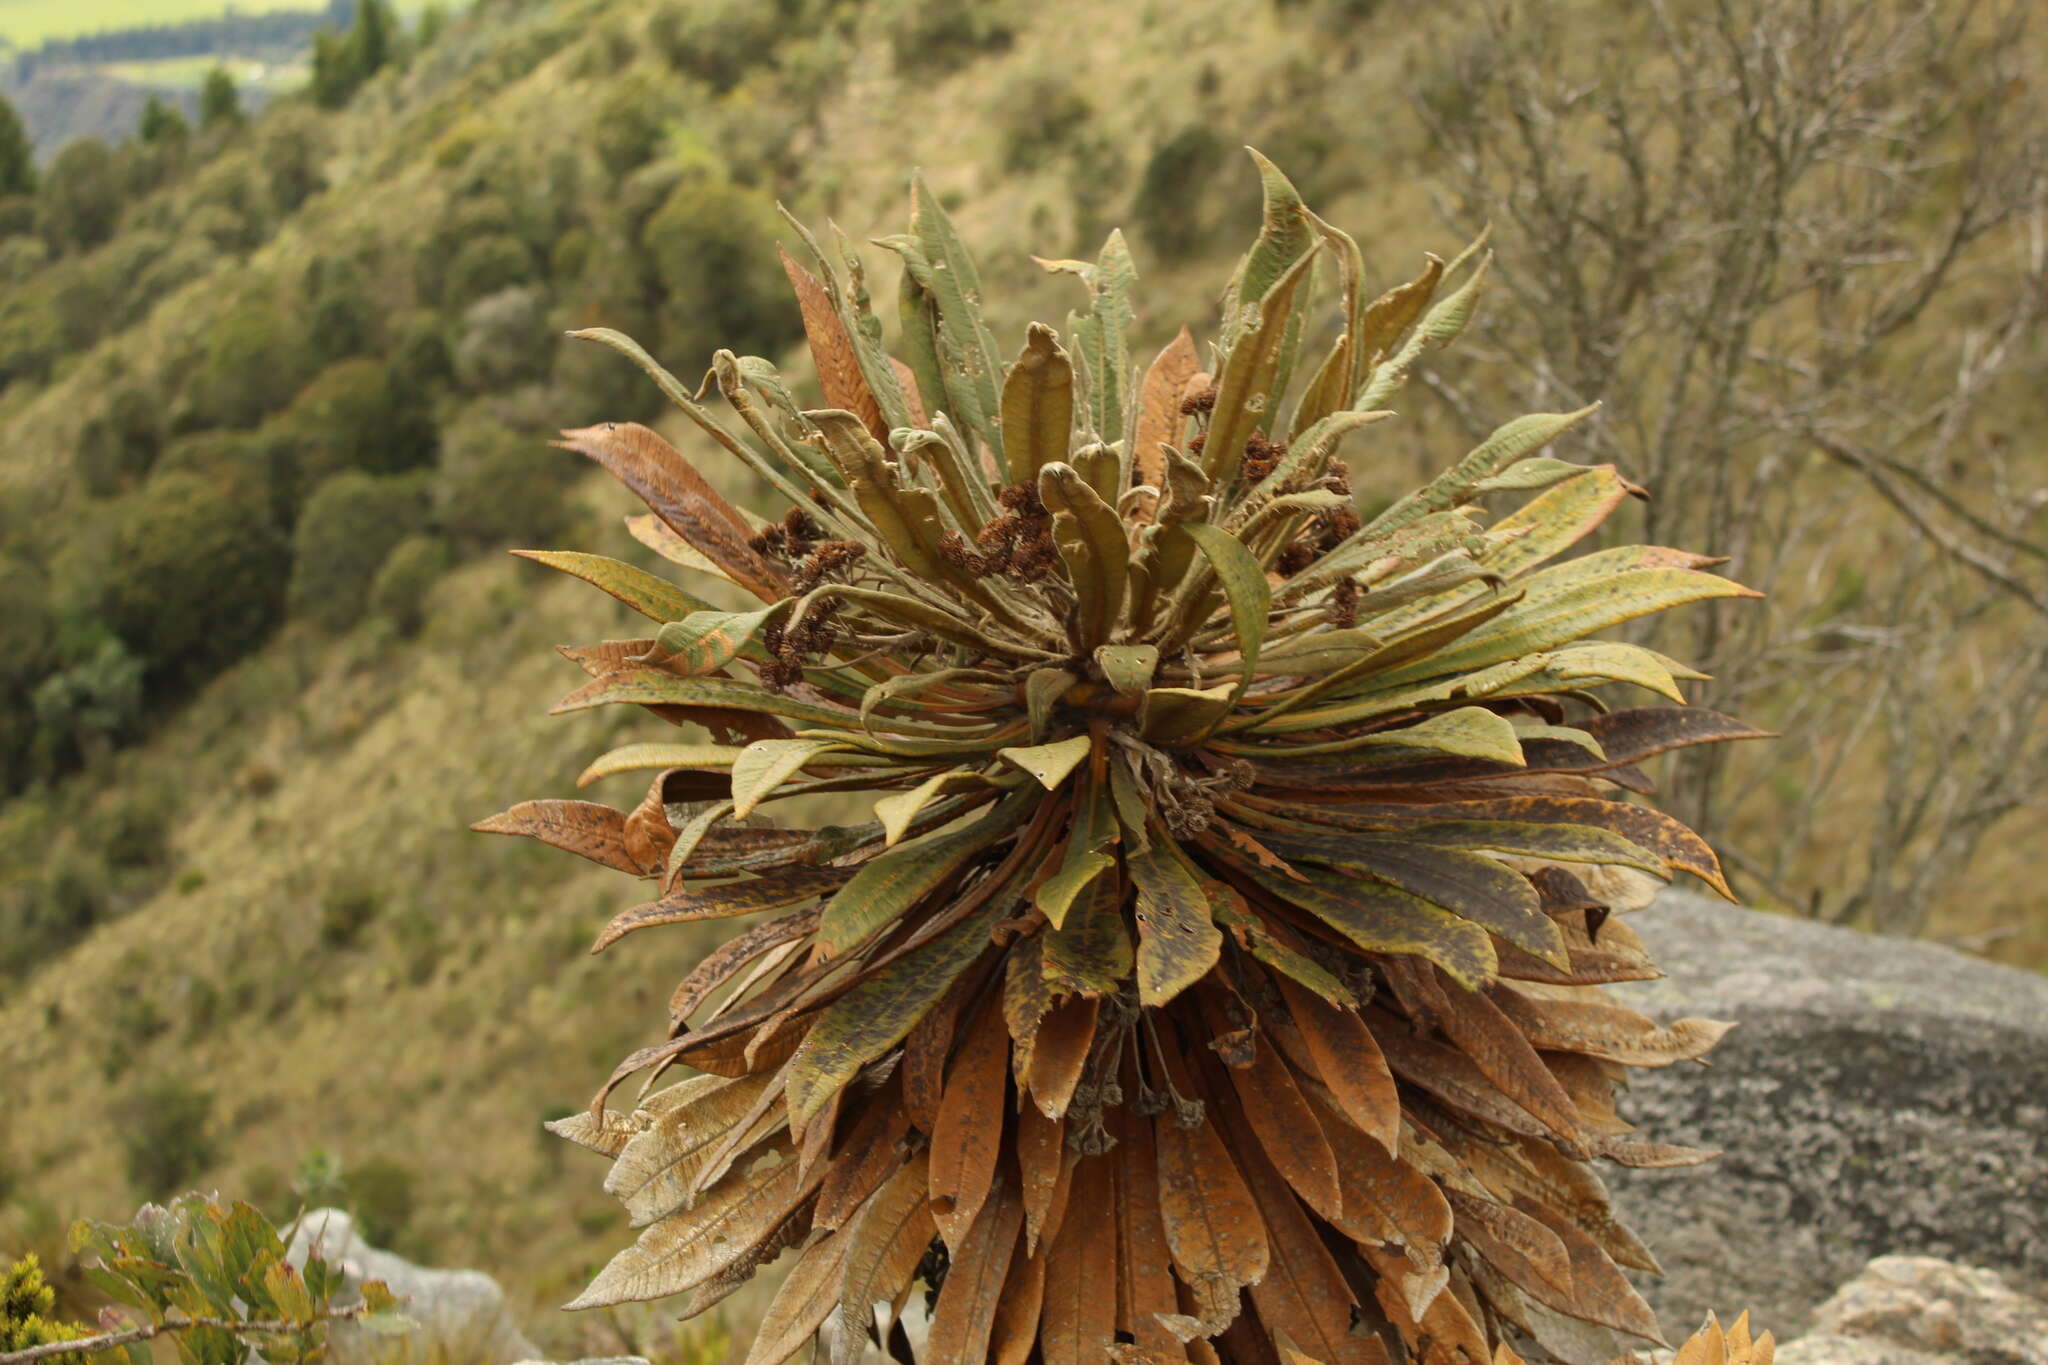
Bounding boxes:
1375 569 1760 685
1000 322 1076 487
1026 666 1075 740
1094 644 1160 696
575 742 743 786
664 801 734 883
551 671 963 737
1206 248 1316 483
1039 461 1129 648
787 900 1003 1125
1363 404 1599 541
1043 873 1133 996
1549 642 1686 702
816 791 1032 955
1125 839 1223 1007
1400 820 1665 875
872 769 1003 846
654 602 791 676
1034 767 1118 929
1139 683 1239 745
998 733 1094 790
511 550 712 623
1249 705 1526 765
1179 522 1270 710
731 738 856 818
1222 857 1496 990
1258 829 1563 966
1221 150 1314 346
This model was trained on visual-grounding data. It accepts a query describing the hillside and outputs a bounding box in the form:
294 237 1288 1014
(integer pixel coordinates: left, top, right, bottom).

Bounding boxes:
1 0 2042 1355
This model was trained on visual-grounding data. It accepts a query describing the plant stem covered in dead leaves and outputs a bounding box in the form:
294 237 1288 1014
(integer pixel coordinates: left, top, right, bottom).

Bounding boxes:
477 155 1767 1365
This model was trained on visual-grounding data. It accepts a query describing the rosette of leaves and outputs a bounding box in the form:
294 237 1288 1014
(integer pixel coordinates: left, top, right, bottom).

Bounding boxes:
479 155 1766 1364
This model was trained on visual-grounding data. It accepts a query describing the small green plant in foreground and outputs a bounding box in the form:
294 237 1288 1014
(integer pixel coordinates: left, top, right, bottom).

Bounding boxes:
0 1195 408 1365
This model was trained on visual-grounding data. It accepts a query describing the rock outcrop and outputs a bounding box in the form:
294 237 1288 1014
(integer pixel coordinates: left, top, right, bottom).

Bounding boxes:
286 1207 542 1364
1775 1255 2048 1364
1603 891 2048 1337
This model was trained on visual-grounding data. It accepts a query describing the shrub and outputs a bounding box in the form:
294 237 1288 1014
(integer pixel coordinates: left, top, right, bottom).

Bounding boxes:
434 408 573 549
1131 123 1229 261
881 0 1014 69
264 357 438 501
258 106 328 212
28 639 146 770
75 471 287 689
288 471 431 630
494 165 1762 1358
640 175 802 368
996 73 1095 174
0 94 33 197
318 881 382 948
188 300 317 429
345 1157 417 1249
648 0 780 92
75 382 164 497
37 137 122 253
368 533 451 636
454 285 551 391
444 231 537 311
110 1078 215 1198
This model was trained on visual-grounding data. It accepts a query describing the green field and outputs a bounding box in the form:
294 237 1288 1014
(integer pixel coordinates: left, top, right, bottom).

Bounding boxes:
0 0 443 48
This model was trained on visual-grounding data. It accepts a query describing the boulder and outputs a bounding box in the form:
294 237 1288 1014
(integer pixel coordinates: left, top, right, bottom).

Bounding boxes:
286 1207 542 1364
1777 1255 2048 1364
1602 892 2048 1337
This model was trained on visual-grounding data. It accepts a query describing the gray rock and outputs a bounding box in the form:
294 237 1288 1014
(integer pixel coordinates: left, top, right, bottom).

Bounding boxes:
286 1208 542 1364
1783 1255 2048 1364
1600 892 2048 1337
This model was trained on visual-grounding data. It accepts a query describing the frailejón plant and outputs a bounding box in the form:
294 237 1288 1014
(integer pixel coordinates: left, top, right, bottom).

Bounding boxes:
479 155 1765 1364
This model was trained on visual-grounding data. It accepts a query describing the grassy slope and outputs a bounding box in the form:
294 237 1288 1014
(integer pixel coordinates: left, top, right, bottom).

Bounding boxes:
0 0 1460 1346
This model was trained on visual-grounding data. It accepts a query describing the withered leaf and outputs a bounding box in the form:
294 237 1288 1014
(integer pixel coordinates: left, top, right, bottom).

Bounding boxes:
834 1152 937 1364
1273 976 1400 1154
1042 1151 1121 1365
1024 993 1100 1120
593 867 853 953
472 801 641 875
927 1181 1025 1363
929 997 1011 1253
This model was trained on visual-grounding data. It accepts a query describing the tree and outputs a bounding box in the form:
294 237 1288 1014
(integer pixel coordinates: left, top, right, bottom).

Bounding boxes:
1419 0 2048 936
0 93 34 197
137 96 189 145
37 137 122 253
199 65 242 131
288 471 430 630
187 300 315 429
79 470 288 689
346 0 395 83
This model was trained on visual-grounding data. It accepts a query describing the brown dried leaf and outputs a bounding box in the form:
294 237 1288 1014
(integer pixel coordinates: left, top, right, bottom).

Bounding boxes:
1114 1103 1190 1359
781 246 887 443
926 1180 1025 1364
743 1229 851 1365
813 1088 913 1233
930 996 1010 1252
1024 993 1100 1120
593 867 853 953
1222 1109 1373 1364
1017 1104 1070 1256
557 422 790 602
1042 1151 1121 1365
835 1152 937 1364
1134 327 1200 494
471 801 641 875
1223 1030 1342 1222
1429 967 1585 1139
1274 976 1399 1154
1514 1195 1667 1345
1155 1103 1270 1297
988 1230 1048 1365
